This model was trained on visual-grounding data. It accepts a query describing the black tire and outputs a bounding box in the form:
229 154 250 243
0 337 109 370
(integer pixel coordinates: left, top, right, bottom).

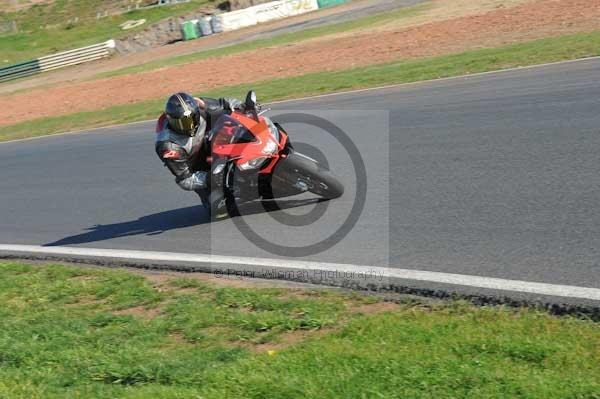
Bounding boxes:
274 152 344 200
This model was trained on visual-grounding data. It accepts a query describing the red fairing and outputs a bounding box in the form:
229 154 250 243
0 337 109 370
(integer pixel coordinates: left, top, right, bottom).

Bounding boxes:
156 113 168 133
211 112 287 175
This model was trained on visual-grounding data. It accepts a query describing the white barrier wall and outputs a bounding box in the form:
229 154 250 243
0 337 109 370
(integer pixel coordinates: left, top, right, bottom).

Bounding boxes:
215 8 257 31
289 0 319 15
213 0 319 32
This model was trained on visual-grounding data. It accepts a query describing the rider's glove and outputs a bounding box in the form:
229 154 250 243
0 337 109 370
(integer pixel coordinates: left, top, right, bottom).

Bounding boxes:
177 171 207 191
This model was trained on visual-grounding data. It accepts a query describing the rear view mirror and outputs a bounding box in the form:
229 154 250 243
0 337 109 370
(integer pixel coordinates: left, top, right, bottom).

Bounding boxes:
245 90 257 110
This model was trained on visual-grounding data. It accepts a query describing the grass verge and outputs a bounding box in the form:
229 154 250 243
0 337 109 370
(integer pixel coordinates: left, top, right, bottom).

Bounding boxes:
0 0 215 65
96 3 430 79
0 261 598 399
2 30 600 142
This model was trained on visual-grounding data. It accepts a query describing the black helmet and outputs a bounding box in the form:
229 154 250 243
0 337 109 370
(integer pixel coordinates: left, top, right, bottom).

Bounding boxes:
165 92 202 136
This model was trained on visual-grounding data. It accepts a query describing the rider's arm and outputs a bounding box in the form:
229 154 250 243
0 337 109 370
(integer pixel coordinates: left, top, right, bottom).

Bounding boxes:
197 97 243 132
155 141 206 191
199 97 243 113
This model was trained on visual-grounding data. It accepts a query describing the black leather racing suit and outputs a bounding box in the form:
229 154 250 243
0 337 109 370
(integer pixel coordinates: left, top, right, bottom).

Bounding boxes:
155 97 236 193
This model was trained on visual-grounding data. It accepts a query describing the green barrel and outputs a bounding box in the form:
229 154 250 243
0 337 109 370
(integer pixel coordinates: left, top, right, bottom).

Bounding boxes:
317 0 346 8
181 21 199 41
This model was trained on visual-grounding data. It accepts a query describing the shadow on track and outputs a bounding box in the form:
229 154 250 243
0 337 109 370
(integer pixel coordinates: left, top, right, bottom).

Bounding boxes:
45 205 208 247
45 198 322 246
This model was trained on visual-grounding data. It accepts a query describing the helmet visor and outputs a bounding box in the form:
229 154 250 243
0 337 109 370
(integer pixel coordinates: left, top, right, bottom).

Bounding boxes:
167 114 197 136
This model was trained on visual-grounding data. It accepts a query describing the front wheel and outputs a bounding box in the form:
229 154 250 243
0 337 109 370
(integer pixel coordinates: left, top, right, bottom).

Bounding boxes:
272 152 344 200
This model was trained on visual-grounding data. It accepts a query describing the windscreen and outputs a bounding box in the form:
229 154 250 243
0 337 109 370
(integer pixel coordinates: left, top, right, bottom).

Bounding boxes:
210 115 256 146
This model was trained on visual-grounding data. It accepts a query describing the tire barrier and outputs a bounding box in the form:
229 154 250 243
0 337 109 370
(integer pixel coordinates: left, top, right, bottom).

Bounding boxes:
198 16 214 36
181 20 200 40
211 16 224 33
180 0 336 40
0 40 115 84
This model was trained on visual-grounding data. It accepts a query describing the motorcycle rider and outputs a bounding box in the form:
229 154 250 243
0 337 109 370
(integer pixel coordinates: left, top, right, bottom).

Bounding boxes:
155 92 242 195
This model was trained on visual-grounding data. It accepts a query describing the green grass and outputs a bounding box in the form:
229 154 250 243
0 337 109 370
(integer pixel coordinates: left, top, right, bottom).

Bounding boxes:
96 3 430 78
0 0 215 65
3 30 600 142
0 261 598 399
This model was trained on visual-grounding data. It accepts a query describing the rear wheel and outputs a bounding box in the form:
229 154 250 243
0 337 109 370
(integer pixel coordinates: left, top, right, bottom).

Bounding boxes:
272 152 344 200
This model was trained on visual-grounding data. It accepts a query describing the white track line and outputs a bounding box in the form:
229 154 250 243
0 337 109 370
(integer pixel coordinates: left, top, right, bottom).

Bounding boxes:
1 244 599 301
2 55 600 145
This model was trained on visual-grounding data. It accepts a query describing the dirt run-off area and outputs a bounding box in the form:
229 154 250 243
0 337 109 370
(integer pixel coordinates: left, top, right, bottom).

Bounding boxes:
2 0 600 127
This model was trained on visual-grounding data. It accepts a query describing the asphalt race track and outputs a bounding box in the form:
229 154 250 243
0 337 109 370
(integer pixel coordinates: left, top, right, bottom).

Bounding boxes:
2 58 600 308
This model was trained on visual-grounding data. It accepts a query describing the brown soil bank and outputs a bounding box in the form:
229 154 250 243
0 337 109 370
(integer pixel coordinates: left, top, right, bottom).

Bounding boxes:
2 0 600 127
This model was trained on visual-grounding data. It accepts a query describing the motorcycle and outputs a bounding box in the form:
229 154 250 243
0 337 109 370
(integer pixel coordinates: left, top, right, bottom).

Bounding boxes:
197 90 344 218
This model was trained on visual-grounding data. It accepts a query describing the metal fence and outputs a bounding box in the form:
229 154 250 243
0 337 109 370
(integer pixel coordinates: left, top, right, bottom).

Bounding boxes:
0 40 115 83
